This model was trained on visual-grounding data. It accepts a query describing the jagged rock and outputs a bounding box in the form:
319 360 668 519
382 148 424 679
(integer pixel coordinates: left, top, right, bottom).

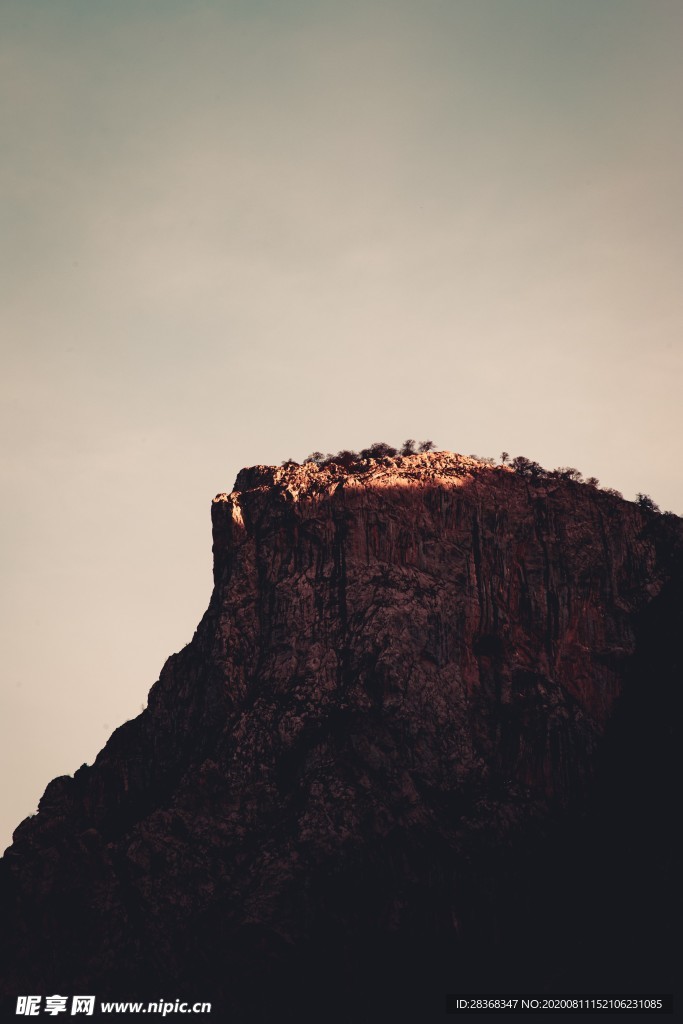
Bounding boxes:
0 453 678 1021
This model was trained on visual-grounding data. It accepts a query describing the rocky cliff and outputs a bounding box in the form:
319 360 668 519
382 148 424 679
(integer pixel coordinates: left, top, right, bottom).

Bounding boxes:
1 452 678 1021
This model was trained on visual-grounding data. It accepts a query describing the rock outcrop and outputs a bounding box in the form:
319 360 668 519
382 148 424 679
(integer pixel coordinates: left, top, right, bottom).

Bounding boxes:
1 453 678 1021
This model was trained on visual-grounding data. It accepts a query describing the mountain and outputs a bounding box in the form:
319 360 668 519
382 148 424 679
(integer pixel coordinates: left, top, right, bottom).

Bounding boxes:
1 452 678 1021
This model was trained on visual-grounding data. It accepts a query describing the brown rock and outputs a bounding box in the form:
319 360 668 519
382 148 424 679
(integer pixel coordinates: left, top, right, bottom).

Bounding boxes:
0 452 678 1020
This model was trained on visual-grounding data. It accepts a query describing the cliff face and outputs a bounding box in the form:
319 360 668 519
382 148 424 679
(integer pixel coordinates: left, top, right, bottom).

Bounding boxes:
1 453 678 1020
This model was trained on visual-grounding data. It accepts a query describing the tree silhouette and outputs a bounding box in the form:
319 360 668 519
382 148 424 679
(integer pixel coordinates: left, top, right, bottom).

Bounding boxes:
511 455 542 478
554 467 584 483
334 449 360 468
302 439 441 466
360 442 398 459
636 493 661 513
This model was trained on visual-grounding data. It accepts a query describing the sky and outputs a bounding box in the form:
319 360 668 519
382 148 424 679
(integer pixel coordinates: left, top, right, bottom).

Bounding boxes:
1 0 682 850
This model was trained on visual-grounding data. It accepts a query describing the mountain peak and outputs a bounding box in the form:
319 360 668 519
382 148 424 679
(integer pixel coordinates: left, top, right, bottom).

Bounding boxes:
1 449 677 1019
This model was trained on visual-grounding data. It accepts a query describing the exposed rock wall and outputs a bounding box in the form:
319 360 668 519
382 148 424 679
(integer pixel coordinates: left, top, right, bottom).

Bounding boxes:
1 453 678 1021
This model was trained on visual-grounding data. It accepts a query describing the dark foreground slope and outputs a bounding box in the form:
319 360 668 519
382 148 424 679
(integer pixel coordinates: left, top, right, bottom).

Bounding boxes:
1 453 679 1021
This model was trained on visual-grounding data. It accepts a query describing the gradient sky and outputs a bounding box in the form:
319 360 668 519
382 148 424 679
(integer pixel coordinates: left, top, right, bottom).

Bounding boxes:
2 0 682 850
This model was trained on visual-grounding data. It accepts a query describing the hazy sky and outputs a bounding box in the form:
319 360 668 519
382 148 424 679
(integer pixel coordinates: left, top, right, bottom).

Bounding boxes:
2 0 682 850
